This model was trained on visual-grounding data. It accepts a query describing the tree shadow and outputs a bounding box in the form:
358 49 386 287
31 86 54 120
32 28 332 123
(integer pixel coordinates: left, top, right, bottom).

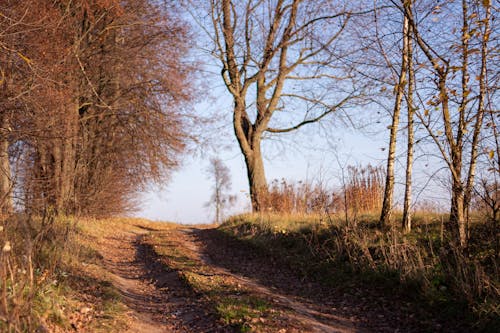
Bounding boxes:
131 236 234 332
189 227 471 333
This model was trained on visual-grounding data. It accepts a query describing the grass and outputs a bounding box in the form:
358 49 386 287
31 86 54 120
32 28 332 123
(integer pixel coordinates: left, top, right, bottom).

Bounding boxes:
220 212 500 332
0 215 170 332
216 296 271 332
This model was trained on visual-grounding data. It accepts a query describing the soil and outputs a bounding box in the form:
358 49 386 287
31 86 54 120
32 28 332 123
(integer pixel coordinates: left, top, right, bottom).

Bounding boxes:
94 224 470 332
95 227 223 332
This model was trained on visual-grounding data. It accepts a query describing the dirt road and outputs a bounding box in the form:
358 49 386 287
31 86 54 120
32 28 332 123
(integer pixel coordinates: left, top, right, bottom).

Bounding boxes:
94 224 454 332
96 226 223 332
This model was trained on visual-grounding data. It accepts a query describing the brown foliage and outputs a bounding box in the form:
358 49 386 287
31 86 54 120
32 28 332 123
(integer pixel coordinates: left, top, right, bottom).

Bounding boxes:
260 165 384 216
1 0 194 217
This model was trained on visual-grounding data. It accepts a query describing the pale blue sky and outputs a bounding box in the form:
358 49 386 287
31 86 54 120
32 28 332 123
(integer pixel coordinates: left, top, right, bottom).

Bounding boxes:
135 2 452 224
137 118 389 224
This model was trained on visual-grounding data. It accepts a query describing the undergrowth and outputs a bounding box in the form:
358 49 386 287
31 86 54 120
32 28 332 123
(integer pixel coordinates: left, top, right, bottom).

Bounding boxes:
0 214 141 332
221 212 500 332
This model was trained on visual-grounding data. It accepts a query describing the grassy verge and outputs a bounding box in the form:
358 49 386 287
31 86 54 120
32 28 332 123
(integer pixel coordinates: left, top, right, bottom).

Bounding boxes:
220 212 499 332
0 215 159 332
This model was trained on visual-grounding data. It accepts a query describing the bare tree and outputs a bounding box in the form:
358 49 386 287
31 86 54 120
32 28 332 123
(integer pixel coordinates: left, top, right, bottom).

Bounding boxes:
206 0 363 211
205 157 235 224
402 0 415 233
398 0 495 246
379 1 410 226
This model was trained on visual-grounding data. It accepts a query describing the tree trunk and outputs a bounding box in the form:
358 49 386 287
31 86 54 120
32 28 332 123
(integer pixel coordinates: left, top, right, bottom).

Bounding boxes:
243 143 268 212
60 135 75 214
53 113 77 215
464 1 491 229
380 10 409 226
402 9 414 233
53 140 63 212
232 95 269 212
59 104 78 214
450 182 467 247
215 183 221 224
0 114 12 214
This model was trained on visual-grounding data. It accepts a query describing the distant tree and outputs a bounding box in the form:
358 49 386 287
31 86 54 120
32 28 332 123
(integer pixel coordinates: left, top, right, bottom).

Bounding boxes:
205 157 236 224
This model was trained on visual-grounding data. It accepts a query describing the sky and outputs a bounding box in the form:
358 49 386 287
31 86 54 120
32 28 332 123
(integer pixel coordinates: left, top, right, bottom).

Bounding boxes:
136 114 390 224
134 3 450 224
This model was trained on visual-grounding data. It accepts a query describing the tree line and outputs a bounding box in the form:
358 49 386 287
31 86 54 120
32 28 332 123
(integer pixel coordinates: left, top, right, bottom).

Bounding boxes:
0 0 192 217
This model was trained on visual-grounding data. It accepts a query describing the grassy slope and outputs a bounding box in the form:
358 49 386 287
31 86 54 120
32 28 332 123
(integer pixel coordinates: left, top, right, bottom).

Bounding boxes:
219 212 499 332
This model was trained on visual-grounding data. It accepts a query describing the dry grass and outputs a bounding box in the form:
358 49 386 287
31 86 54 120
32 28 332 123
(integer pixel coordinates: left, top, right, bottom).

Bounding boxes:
76 216 176 241
0 213 76 332
260 165 385 226
0 214 174 332
222 212 500 331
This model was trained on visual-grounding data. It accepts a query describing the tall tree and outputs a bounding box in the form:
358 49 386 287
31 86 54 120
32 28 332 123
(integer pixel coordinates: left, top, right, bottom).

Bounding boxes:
402 0 415 232
380 1 410 226
208 0 361 211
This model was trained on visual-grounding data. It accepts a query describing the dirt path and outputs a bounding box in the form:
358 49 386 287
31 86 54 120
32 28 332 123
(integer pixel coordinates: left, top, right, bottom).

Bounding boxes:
94 224 452 332
96 227 224 332
96 225 364 332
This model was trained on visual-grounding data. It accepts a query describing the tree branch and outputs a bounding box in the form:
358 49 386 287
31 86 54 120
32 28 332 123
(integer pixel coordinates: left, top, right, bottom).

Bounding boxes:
265 94 353 133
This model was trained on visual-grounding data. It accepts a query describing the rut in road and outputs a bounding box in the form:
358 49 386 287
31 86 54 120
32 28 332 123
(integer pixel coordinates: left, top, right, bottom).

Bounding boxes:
97 228 226 332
